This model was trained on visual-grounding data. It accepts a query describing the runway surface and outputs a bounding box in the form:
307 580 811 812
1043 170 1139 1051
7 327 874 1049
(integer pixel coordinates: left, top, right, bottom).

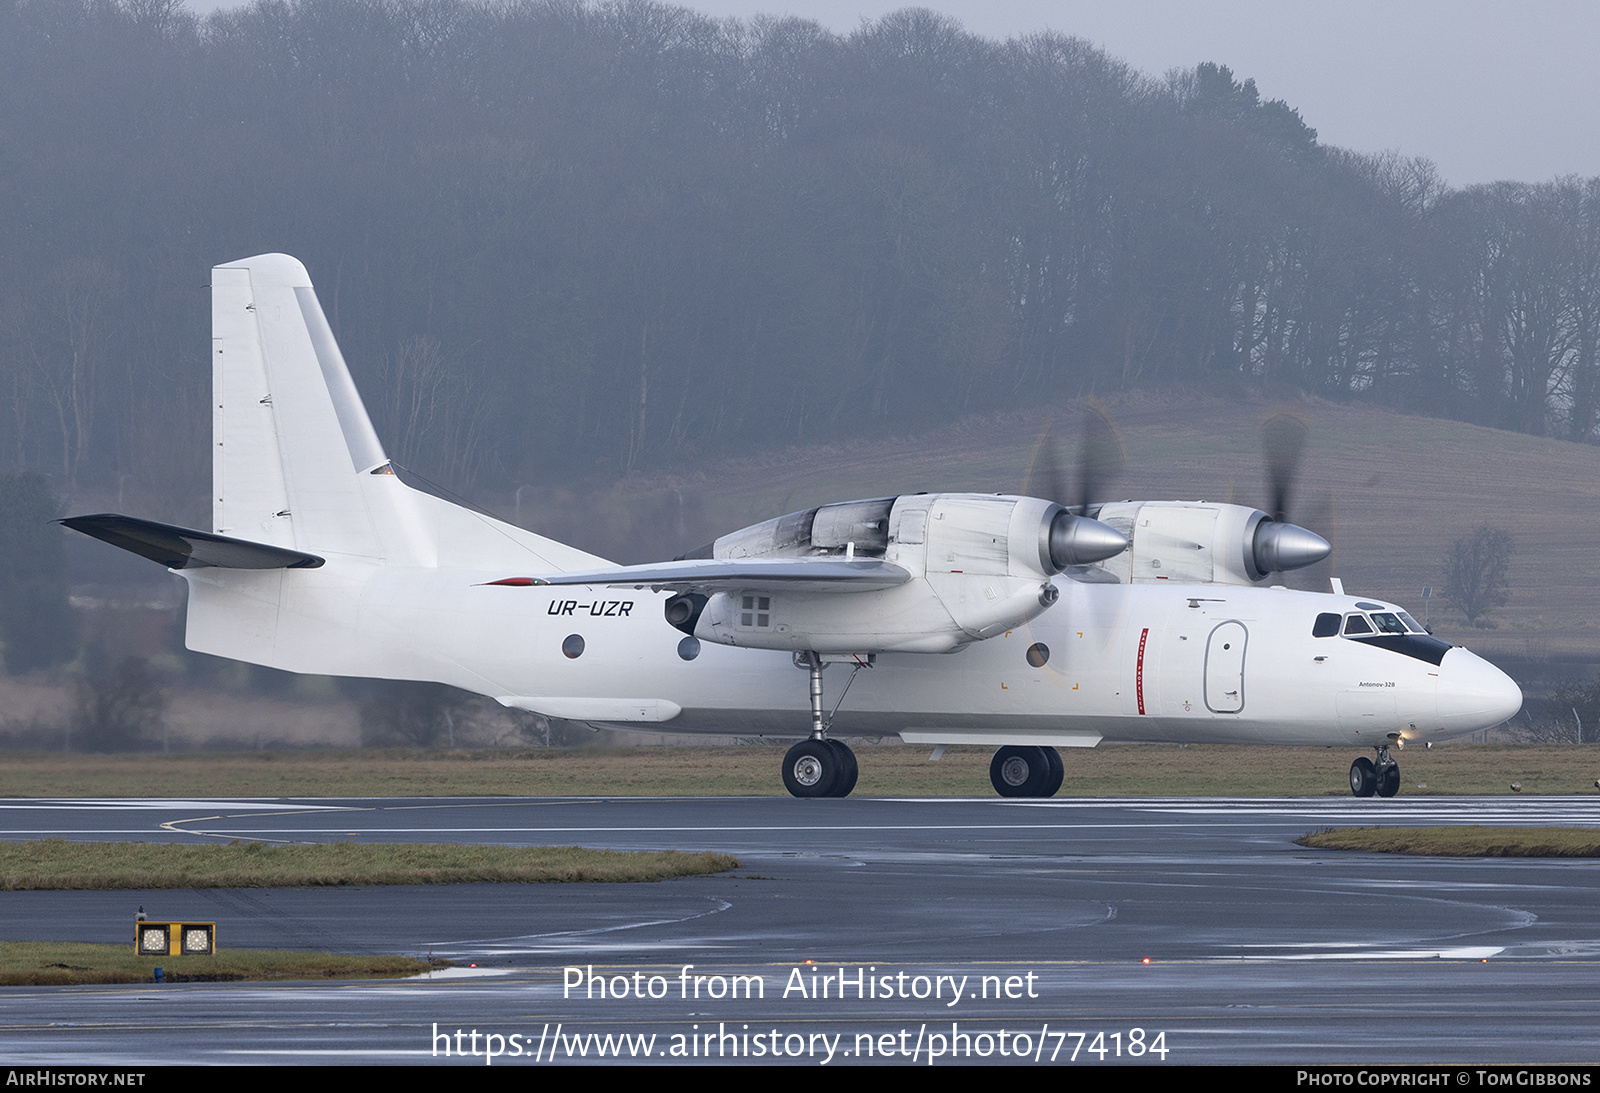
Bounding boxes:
1 794 1597 1065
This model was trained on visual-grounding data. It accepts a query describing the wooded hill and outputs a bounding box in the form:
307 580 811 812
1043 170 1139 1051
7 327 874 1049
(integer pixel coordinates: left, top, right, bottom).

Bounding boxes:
3 0 1598 525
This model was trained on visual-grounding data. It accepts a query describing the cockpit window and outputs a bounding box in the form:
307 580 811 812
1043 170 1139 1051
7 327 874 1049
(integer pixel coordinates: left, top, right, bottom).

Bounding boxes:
1312 612 1341 638
1338 607 1453 664
1370 612 1408 635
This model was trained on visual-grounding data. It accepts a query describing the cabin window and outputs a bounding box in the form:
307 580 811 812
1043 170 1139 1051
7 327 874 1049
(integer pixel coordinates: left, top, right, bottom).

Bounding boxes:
1312 612 1341 637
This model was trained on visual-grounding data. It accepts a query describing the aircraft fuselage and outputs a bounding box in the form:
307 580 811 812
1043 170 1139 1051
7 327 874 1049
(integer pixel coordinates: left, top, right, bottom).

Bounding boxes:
182 561 1518 750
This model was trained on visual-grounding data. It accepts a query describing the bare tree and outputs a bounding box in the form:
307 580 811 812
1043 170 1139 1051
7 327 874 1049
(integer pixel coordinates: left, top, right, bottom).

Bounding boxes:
1547 674 1600 744
0 472 76 673
1440 524 1514 628
73 655 166 752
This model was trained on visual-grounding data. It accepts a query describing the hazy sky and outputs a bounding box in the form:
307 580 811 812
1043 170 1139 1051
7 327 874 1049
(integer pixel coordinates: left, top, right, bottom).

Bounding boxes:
187 0 1599 188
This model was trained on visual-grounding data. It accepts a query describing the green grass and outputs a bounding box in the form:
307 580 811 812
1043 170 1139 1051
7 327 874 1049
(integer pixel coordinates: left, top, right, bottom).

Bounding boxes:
0 743 1595 798
0 940 445 986
0 839 740 890
1297 826 1600 856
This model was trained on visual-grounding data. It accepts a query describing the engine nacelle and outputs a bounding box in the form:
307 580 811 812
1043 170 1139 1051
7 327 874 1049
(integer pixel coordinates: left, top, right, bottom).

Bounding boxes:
670 493 1127 655
1072 501 1330 586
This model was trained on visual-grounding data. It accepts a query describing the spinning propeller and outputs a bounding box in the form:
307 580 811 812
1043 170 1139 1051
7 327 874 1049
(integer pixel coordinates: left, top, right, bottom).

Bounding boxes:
1023 398 1129 568
1253 408 1331 575
1023 397 1127 518
1261 408 1309 524
1024 400 1330 579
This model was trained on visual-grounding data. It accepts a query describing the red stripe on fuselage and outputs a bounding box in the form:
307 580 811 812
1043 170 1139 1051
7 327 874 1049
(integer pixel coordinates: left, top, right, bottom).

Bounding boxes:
1136 627 1148 715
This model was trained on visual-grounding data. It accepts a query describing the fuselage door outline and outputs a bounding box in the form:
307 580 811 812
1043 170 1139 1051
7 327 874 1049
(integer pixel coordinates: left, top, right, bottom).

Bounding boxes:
1204 619 1248 714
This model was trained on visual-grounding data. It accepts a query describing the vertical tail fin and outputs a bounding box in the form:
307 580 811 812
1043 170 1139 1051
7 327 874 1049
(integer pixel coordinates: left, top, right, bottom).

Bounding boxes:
209 254 606 571
212 254 386 556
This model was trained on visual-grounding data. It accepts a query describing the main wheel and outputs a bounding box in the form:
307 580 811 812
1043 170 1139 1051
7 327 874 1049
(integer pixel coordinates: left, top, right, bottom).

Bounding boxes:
1376 762 1400 798
1041 746 1064 797
990 745 1051 797
782 739 839 798
825 739 859 798
1349 756 1377 797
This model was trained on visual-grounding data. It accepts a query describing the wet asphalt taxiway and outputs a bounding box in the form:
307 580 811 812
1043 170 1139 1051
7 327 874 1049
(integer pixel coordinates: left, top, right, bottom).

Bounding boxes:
1 793 1597 1065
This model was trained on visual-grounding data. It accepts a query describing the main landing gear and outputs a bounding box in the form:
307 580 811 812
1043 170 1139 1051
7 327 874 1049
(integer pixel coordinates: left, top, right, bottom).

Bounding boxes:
777 652 1068 800
781 652 865 799
1349 744 1401 798
989 745 1065 798
781 737 859 798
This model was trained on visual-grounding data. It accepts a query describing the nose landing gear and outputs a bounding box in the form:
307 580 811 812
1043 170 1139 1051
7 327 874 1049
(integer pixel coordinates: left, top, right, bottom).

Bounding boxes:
1349 745 1400 798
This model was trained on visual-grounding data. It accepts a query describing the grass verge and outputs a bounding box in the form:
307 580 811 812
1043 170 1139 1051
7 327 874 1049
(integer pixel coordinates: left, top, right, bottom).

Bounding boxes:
0 743 1596 797
0 940 445 986
1296 826 1600 856
0 840 741 890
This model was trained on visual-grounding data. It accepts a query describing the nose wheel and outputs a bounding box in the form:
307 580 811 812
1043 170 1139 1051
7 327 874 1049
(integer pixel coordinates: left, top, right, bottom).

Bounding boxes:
1349 746 1401 798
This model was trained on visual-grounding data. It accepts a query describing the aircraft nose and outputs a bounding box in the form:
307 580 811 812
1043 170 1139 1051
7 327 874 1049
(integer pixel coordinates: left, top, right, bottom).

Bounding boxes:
1436 647 1522 733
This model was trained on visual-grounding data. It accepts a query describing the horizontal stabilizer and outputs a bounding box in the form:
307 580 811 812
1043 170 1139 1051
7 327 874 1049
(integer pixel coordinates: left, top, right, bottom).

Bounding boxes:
61 514 325 571
494 557 912 594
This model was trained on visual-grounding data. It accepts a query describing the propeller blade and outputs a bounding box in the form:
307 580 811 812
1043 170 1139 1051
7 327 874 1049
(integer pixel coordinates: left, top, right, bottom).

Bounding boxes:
1261 407 1309 523
1077 398 1126 515
1023 410 1129 569
1022 422 1069 507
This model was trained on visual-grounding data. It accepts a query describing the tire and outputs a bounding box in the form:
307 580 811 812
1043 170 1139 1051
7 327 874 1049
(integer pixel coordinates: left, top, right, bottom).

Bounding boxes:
1376 762 1400 798
782 739 839 798
1041 746 1064 798
825 739 859 798
1349 756 1377 798
990 745 1050 797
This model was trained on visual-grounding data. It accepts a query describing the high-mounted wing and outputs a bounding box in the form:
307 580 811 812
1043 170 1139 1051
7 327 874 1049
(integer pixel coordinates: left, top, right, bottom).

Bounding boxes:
489 492 1128 656
489 556 910 594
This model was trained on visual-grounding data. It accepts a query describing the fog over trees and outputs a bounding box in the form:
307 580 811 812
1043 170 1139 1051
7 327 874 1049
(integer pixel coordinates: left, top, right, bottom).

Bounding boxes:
3 0 1598 513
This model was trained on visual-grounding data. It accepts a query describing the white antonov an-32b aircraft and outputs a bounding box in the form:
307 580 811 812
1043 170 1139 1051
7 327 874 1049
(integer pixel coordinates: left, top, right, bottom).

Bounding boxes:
64 254 1523 799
